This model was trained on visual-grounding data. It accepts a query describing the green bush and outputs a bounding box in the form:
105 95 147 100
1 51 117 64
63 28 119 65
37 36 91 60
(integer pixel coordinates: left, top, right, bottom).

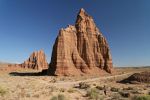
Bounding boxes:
87 88 103 100
132 95 150 100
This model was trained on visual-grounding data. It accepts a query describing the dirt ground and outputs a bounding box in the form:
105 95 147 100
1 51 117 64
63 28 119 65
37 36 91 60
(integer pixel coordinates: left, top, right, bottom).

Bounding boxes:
0 65 149 100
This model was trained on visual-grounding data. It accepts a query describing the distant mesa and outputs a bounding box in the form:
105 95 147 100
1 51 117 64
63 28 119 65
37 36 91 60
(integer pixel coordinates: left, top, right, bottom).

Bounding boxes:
8 50 48 71
48 8 113 76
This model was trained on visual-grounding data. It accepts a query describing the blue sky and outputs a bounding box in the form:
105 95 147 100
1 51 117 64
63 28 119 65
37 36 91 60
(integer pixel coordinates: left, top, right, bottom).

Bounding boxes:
0 0 150 67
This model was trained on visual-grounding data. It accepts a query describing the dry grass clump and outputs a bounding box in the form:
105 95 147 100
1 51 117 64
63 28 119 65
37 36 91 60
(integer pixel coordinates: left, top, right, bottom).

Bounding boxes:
67 88 76 93
148 91 150 95
93 83 97 86
49 86 58 92
96 86 103 90
111 93 122 100
59 88 65 92
119 91 131 98
50 94 67 100
123 87 134 90
86 88 103 100
0 86 7 96
122 87 141 95
131 89 141 94
132 95 150 100
110 87 119 92
32 94 40 98
50 78 57 83
78 82 90 89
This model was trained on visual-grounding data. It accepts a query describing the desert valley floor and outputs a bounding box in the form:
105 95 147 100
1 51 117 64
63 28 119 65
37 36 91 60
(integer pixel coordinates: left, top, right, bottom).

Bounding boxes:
0 64 149 100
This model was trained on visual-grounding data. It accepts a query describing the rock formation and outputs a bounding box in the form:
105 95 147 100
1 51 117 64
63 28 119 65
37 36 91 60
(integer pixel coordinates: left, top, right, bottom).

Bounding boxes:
21 50 48 70
120 71 150 84
48 8 113 76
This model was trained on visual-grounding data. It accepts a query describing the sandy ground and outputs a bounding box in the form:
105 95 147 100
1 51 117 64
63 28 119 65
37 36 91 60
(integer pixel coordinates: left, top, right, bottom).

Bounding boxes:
0 65 149 100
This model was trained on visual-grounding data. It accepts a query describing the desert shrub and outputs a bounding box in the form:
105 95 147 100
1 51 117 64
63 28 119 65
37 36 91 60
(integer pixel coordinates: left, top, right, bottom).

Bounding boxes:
50 94 67 100
51 96 58 100
119 91 130 98
0 86 7 96
148 91 150 95
131 90 141 94
58 94 66 100
59 88 65 92
67 88 75 93
87 88 103 100
111 93 121 100
26 93 31 98
93 83 97 86
49 86 57 92
33 94 40 98
146 85 150 88
110 87 119 92
79 82 90 89
96 86 103 90
20 88 26 98
123 87 134 90
132 95 150 100
50 79 57 83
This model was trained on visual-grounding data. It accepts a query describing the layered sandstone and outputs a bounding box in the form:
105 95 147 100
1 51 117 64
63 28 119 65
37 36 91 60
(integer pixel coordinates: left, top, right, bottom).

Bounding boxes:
21 50 48 70
48 8 113 76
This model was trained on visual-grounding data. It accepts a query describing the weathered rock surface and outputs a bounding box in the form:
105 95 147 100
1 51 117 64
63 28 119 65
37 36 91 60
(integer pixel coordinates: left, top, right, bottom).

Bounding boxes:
7 50 48 71
120 71 150 84
21 50 48 70
48 8 113 76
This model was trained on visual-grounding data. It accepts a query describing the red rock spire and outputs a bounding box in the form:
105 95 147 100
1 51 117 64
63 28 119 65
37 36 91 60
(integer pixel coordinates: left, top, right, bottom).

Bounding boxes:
48 8 113 76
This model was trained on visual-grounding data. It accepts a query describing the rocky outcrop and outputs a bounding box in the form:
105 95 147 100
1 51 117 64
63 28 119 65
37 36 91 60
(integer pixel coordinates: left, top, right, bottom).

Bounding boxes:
120 71 150 84
48 8 113 76
21 50 48 70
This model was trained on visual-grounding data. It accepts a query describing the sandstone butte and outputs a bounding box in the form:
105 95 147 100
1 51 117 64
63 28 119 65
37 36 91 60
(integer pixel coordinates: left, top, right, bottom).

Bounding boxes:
8 50 48 71
20 50 48 70
48 8 113 76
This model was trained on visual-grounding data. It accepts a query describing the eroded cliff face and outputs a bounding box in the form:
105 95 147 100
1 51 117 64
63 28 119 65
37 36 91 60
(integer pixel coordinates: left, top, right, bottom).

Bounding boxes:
21 50 48 70
48 8 113 76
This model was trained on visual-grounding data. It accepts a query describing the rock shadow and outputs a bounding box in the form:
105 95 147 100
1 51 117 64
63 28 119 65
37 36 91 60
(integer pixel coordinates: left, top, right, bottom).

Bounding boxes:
9 69 50 76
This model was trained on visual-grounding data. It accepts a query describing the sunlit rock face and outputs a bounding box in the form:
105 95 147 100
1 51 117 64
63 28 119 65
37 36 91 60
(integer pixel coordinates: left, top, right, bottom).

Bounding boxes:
48 8 113 76
21 50 48 70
